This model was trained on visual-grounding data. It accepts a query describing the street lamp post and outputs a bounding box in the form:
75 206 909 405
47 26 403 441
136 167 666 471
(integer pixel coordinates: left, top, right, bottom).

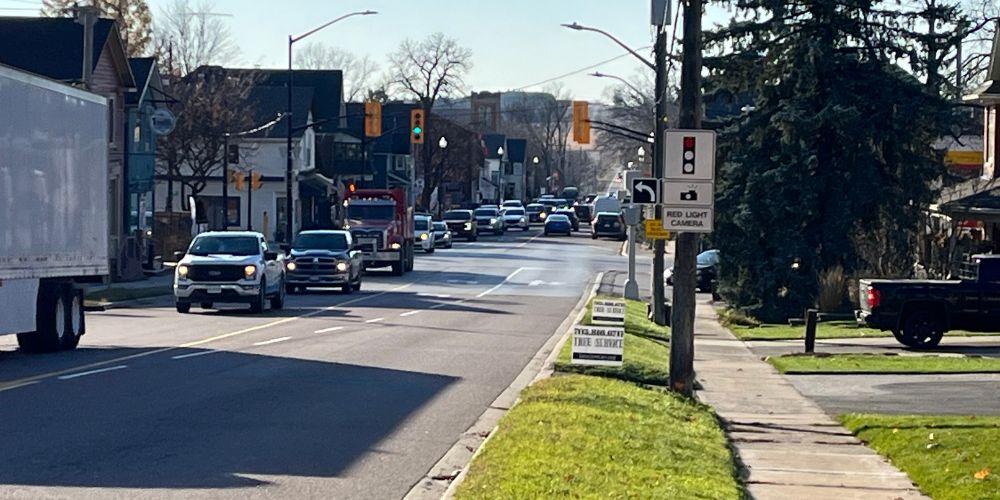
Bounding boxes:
532 156 540 198
285 10 377 244
438 136 448 217
497 146 505 203
590 71 645 99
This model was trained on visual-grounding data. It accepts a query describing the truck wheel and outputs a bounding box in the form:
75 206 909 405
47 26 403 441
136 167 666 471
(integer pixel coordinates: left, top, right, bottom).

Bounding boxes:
176 301 191 314
391 260 404 276
899 311 945 349
407 244 415 271
270 279 286 310
62 288 84 350
18 283 67 353
250 279 267 313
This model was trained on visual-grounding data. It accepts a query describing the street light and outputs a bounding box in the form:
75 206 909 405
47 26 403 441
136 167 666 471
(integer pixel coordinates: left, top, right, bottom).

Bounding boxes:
561 22 654 70
438 136 448 216
590 71 645 98
497 147 505 203
285 10 377 244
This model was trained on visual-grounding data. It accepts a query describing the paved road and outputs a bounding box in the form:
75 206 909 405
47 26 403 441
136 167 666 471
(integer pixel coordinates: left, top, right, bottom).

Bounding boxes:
0 226 632 499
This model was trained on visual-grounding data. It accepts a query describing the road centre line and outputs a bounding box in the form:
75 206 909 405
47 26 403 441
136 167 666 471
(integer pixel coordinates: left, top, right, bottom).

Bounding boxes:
516 232 544 248
365 317 385 323
400 310 422 317
476 267 533 298
57 365 128 380
314 326 344 333
252 336 292 346
171 350 222 360
0 283 413 393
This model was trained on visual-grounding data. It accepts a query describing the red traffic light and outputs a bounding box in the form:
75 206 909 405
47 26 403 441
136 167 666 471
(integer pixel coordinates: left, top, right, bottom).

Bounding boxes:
683 137 696 149
348 182 357 193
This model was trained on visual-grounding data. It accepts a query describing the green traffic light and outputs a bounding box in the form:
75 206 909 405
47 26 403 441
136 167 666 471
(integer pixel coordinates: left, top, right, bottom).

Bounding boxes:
413 126 422 135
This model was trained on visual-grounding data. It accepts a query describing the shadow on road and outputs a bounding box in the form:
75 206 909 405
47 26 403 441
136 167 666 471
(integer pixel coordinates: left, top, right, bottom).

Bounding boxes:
0 346 457 490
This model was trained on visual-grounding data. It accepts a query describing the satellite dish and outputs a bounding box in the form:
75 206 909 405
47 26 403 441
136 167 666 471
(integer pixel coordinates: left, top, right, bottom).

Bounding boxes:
150 108 177 135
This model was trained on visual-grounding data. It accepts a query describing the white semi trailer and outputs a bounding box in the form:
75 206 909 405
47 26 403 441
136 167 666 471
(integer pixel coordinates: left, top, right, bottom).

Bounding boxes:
0 64 109 352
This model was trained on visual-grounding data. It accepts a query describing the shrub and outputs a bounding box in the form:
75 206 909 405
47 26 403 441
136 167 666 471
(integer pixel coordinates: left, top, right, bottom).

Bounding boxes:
817 265 848 312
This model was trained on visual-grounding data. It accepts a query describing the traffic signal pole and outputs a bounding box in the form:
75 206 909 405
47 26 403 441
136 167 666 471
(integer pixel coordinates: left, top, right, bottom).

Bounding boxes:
222 133 229 231
651 21 668 326
669 0 704 397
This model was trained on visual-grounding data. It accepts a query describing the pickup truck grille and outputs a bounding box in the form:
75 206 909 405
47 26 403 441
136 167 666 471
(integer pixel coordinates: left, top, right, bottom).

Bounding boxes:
187 265 245 282
291 257 342 273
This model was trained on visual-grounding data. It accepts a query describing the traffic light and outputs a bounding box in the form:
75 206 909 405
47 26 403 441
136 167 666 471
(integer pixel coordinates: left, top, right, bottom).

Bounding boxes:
348 181 357 193
227 144 239 164
410 108 425 144
233 171 246 192
682 136 696 175
365 101 382 138
251 170 263 191
572 101 590 144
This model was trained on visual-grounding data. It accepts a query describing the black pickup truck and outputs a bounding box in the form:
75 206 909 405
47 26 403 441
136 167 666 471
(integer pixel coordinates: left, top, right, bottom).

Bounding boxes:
858 255 1000 349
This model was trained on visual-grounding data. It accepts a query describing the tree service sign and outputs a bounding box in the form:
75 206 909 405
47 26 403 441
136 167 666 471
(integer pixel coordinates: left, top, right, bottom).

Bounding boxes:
592 299 625 325
572 326 625 366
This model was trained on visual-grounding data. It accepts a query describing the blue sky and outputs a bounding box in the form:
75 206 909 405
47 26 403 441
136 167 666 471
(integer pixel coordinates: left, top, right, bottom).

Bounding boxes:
0 0 730 101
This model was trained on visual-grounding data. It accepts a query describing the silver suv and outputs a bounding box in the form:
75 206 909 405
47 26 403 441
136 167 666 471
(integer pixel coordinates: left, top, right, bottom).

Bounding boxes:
174 231 286 314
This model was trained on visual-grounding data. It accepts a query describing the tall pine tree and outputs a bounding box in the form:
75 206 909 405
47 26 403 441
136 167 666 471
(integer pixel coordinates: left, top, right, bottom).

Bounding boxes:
707 0 959 322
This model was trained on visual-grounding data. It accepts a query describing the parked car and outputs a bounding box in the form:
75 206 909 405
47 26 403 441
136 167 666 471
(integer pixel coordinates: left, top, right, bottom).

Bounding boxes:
501 200 524 210
555 208 580 232
858 255 1000 349
284 230 363 294
666 249 719 293
474 207 505 235
415 215 435 253
544 214 573 236
526 203 545 224
432 221 453 249
174 231 285 313
591 212 626 241
502 207 530 231
443 210 477 241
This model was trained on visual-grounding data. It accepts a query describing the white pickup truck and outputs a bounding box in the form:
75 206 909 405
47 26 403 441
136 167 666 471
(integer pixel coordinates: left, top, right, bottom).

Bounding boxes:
0 65 109 353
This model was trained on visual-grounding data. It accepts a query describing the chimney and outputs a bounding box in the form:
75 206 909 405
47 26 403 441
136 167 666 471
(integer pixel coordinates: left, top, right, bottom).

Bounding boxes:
74 3 100 88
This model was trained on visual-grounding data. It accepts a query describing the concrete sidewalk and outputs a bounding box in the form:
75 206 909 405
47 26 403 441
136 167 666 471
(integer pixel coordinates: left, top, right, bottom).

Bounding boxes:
693 301 928 499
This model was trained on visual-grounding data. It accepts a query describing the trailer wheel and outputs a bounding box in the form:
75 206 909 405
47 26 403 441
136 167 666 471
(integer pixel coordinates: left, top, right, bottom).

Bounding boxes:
899 310 945 349
61 287 84 350
17 282 66 353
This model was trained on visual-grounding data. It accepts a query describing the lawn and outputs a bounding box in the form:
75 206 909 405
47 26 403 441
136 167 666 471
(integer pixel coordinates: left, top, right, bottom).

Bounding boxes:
728 321 889 341
85 285 172 304
555 332 669 386
588 296 670 342
769 353 1000 374
453 375 742 500
840 414 1000 500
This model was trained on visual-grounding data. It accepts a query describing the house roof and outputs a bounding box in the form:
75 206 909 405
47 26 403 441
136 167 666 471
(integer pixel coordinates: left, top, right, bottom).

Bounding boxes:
246 86 314 139
217 68 344 133
0 16 133 87
484 134 506 159
343 101 418 155
506 138 527 163
127 57 156 105
965 25 1000 102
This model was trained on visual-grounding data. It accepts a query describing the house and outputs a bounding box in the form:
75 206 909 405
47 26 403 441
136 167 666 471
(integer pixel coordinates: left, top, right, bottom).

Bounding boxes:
481 134 506 203
0 12 139 280
504 138 528 201
125 57 166 266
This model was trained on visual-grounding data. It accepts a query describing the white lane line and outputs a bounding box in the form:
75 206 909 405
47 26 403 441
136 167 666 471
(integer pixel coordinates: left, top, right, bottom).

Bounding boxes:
365 317 385 323
400 310 422 317
253 336 292 346
58 365 128 380
516 232 544 248
417 293 451 298
477 267 530 298
171 350 222 360
314 326 345 334
430 302 449 309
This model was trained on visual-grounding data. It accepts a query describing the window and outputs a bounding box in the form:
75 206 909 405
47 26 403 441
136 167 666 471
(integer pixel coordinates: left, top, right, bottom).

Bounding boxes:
188 235 260 256
294 232 350 251
108 97 116 145
334 142 362 161
504 162 513 175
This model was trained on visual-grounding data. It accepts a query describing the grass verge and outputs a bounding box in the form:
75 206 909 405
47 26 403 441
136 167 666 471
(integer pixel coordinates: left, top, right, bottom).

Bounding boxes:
769 353 1000 374
729 321 889 341
840 414 1000 500
454 375 742 500
85 285 171 304
586 295 670 342
556 332 669 385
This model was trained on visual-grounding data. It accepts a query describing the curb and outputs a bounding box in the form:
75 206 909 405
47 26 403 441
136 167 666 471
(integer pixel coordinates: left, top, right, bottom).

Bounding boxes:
778 370 1000 375
403 272 603 500
84 291 173 311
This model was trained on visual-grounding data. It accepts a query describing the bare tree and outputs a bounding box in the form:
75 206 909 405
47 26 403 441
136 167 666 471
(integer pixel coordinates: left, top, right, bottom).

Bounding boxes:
507 84 572 195
387 32 473 208
42 0 153 57
153 0 238 76
594 69 659 177
959 0 999 92
294 42 379 102
158 68 260 211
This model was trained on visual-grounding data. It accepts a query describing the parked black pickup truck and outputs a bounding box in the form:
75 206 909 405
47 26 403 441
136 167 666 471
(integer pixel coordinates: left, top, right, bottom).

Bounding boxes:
858 255 1000 349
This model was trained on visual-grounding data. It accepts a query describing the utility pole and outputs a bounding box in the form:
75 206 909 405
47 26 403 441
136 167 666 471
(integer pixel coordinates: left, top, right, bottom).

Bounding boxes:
670 0 704 397
651 18 669 325
222 134 229 230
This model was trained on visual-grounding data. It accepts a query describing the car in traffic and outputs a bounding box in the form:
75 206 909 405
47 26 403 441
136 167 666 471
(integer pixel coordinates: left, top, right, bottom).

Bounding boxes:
443 209 477 241
573 204 593 224
474 206 505 235
526 203 545 224
415 215 435 253
174 231 285 313
501 207 530 231
666 249 719 293
592 212 627 241
555 208 580 232
284 230 363 294
501 200 524 210
543 214 573 236
432 221 453 248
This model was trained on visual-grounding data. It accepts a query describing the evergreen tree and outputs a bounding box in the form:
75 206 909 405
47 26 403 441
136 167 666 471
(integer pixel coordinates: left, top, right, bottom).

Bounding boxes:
42 0 153 57
707 0 960 322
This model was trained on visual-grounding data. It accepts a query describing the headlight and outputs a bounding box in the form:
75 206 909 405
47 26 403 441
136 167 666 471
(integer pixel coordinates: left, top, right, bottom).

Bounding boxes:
464 222 473 230
391 242 402 250
520 217 526 223
490 218 498 224
286 261 297 271
443 233 451 239
177 264 189 277
420 233 429 241
244 265 257 279
540 212 547 219
336 262 348 272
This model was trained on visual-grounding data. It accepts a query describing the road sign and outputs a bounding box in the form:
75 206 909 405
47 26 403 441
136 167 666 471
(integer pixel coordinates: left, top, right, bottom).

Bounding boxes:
592 300 625 325
630 177 660 204
150 108 176 135
664 130 716 181
663 181 713 207
644 219 671 240
662 207 714 233
571 326 624 366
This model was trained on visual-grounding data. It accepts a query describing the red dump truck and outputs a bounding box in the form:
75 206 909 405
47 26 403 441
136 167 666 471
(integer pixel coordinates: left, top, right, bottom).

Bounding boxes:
343 189 415 275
